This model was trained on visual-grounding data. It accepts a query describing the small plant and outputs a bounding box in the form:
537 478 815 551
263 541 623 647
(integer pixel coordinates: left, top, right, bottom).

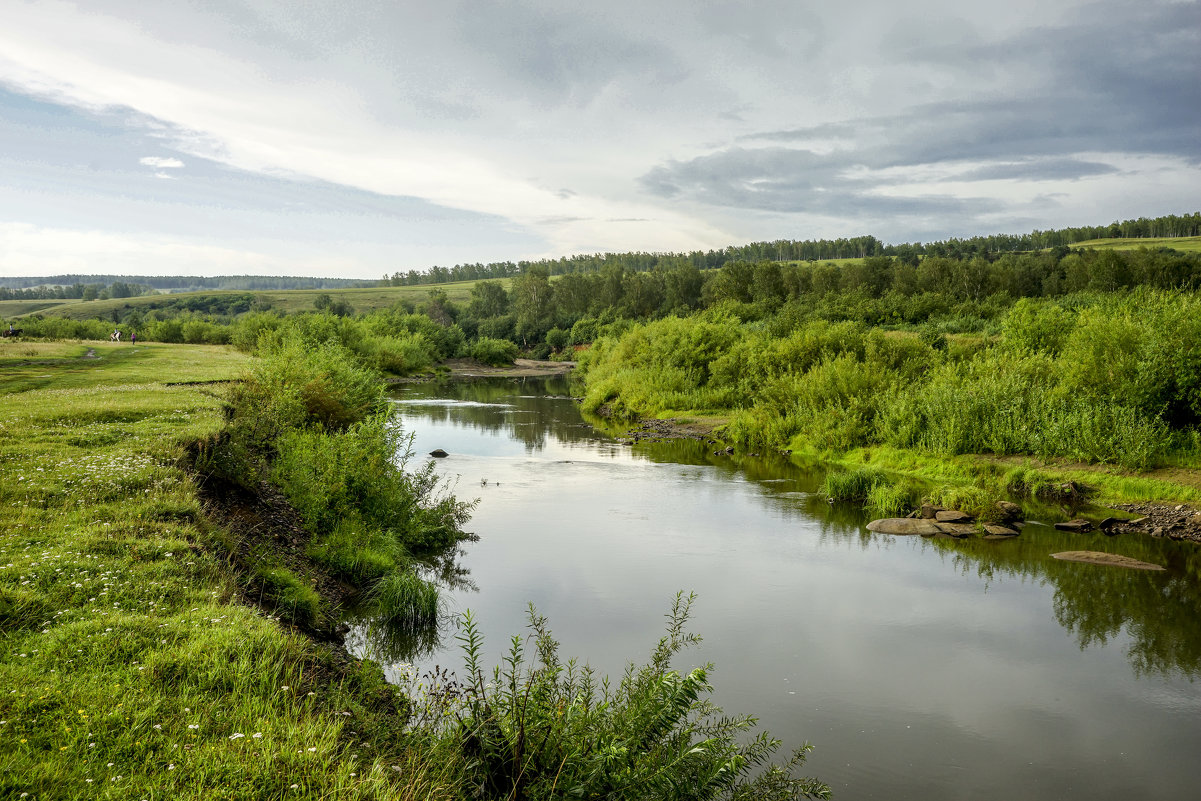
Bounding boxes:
866 481 918 518
442 593 830 801
821 466 887 503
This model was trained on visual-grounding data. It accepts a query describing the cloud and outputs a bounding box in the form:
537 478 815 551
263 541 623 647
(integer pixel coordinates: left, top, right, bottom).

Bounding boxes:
139 156 184 168
153 171 176 179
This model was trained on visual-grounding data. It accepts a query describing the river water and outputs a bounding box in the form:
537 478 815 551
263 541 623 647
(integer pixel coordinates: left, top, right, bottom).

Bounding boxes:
358 376 1201 800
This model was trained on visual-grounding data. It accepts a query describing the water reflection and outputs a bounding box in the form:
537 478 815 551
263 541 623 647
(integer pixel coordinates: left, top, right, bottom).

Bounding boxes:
381 376 1201 680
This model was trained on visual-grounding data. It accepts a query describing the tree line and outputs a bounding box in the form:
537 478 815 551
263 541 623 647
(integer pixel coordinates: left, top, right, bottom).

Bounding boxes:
384 211 1200 286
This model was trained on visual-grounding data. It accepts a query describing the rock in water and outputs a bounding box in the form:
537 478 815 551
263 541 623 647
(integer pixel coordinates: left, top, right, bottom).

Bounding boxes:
1051 551 1165 571
429 449 449 458
1054 519 1092 532
936 510 973 523
867 518 943 536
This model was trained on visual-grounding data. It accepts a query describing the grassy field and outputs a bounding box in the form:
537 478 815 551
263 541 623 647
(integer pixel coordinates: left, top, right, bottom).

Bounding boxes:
1070 236 1201 253
0 343 457 800
6 281 498 322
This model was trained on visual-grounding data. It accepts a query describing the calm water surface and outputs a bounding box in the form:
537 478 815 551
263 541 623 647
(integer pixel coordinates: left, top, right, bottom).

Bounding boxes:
353 377 1201 801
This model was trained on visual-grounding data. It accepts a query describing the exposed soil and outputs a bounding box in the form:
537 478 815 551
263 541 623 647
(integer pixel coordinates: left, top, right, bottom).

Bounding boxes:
390 358 576 383
612 416 722 444
193 473 358 641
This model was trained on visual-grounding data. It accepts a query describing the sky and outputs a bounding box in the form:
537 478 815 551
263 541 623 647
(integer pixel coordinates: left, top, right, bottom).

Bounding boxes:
0 0 1198 279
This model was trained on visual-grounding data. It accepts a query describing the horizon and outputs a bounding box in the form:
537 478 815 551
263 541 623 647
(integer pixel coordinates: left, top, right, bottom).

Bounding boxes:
2 1 1199 279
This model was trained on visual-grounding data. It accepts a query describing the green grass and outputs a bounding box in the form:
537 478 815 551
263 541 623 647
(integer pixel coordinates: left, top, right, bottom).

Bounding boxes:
1070 236 1201 253
11 282 503 321
0 344 461 800
0 340 253 394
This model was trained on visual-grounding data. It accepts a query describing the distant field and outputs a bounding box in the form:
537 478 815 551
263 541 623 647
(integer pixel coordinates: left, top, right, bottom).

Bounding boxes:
8 279 500 320
1070 236 1201 253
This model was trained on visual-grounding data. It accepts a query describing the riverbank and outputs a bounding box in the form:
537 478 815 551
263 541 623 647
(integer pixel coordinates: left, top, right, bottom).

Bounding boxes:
0 342 459 799
594 408 1201 543
389 357 576 383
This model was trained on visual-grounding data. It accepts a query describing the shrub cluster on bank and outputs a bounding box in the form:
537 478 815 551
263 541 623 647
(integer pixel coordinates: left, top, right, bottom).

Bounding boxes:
577 289 1201 472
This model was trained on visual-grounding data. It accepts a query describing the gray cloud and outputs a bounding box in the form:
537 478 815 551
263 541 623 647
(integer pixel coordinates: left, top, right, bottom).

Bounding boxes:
645 1 1200 223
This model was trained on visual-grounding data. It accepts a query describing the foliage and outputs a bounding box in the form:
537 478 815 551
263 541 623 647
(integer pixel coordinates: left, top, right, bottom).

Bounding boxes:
471 336 520 366
440 594 830 801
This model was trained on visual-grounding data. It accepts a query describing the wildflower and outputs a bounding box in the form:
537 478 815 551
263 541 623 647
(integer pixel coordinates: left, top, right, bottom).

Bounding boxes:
307 747 316 752
187 724 199 729
229 733 245 740
252 732 263 739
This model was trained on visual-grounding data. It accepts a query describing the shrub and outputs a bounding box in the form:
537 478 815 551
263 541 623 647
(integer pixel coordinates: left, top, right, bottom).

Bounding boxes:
442 594 829 801
471 337 519 366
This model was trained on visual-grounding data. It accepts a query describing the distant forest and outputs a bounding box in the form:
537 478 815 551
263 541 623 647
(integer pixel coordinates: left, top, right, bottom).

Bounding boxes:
2 211 1197 300
384 210 1200 285
0 274 376 299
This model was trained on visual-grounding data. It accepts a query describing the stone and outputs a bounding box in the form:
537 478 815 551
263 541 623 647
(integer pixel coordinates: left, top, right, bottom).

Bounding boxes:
994 501 1023 522
1098 517 1118 530
866 518 943 536
429 449 449 458
982 524 1019 537
920 504 946 519
936 510 973 523
934 522 977 537
1054 519 1092 532
1130 516 1149 525
1051 551 1165 571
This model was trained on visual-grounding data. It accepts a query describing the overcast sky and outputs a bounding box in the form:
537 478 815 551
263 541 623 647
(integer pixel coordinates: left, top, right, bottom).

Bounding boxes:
1 0 1198 278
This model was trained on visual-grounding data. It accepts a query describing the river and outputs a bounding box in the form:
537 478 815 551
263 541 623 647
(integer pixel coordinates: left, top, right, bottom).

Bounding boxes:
352 375 1201 800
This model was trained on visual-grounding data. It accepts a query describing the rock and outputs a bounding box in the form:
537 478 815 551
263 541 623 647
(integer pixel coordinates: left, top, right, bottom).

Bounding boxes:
1051 551 1165 571
428 449 449 458
982 524 1019 537
934 522 977 537
1054 519 1092 532
1130 516 1149 525
906 510 920 519
920 504 946 519
866 518 943 536
993 501 1023 522
936 510 973 523
725 446 734 455
1098 517 1118 530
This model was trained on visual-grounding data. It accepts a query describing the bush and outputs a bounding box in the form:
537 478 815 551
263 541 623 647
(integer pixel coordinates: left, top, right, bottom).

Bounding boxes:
442 594 829 801
471 337 519 366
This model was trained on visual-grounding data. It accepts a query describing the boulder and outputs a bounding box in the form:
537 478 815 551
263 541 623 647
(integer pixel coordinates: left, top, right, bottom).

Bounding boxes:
934 522 977 537
429 449 449 458
920 504 945 519
1051 551 1165 571
867 518 943 536
936 510 973 523
1054 519 1092 532
982 524 1019 537
993 501 1023 522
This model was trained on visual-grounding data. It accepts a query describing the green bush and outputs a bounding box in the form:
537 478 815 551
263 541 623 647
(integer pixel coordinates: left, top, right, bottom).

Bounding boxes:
444 594 829 801
471 336 520 365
